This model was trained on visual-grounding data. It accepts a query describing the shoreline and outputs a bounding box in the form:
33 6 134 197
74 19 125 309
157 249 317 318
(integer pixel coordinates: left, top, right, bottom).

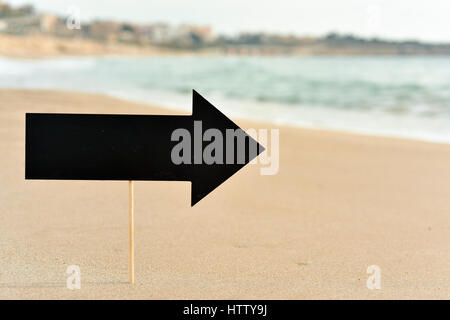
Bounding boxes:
2 34 450 59
1 89 450 299
112 90 450 146
2 83 448 146
2 53 450 145
62 88 450 147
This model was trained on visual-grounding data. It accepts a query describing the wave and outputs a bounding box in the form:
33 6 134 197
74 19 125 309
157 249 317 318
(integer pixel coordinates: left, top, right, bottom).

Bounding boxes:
1 56 450 144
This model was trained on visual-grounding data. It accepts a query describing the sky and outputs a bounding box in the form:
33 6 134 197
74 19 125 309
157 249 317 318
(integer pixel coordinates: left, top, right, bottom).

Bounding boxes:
7 0 450 42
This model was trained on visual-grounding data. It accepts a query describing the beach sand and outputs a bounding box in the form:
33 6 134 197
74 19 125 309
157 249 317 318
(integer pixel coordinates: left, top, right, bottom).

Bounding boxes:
0 89 449 299
0 34 178 58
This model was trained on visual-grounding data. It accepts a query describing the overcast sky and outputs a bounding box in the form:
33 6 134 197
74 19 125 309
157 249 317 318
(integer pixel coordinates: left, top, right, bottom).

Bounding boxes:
7 0 450 42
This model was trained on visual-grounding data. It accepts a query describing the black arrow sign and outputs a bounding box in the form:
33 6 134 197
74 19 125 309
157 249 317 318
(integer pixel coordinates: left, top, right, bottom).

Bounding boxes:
26 90 265 206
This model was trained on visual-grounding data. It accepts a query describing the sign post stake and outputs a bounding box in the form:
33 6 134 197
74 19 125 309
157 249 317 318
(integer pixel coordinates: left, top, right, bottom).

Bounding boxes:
129 180 135 284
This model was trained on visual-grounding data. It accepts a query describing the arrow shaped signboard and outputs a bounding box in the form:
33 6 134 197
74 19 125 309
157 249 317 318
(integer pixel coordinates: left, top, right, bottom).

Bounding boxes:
25 90 265 206
25 89 265 283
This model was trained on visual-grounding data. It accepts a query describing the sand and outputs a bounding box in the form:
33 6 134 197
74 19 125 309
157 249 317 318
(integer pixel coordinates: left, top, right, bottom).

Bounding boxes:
0 89 449 299
0 34 179 58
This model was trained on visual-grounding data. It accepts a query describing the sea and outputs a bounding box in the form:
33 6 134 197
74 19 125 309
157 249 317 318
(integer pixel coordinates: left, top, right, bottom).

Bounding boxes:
1 55 450 143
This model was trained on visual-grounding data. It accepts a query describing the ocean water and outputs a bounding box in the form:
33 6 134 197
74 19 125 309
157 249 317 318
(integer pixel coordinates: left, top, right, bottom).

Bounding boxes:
1 55 450 143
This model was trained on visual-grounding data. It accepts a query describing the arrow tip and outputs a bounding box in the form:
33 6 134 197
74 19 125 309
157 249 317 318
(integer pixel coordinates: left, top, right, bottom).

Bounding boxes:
190 90 265 206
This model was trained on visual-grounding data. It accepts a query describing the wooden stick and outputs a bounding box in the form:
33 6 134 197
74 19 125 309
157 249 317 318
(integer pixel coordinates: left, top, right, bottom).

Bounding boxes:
129 180 135 284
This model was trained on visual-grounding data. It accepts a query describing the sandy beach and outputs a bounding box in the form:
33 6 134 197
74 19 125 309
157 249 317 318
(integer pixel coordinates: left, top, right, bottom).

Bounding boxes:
0 34 180 58
0 89 449 299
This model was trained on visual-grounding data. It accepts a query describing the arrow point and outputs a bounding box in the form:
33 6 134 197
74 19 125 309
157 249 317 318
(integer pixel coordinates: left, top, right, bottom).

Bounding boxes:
190 90 265 206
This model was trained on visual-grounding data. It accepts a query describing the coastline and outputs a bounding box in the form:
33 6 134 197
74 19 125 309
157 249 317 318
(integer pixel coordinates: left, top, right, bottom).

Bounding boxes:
2 53 450 145
0 34 189 59
0 89 449 299
2 34 450 59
